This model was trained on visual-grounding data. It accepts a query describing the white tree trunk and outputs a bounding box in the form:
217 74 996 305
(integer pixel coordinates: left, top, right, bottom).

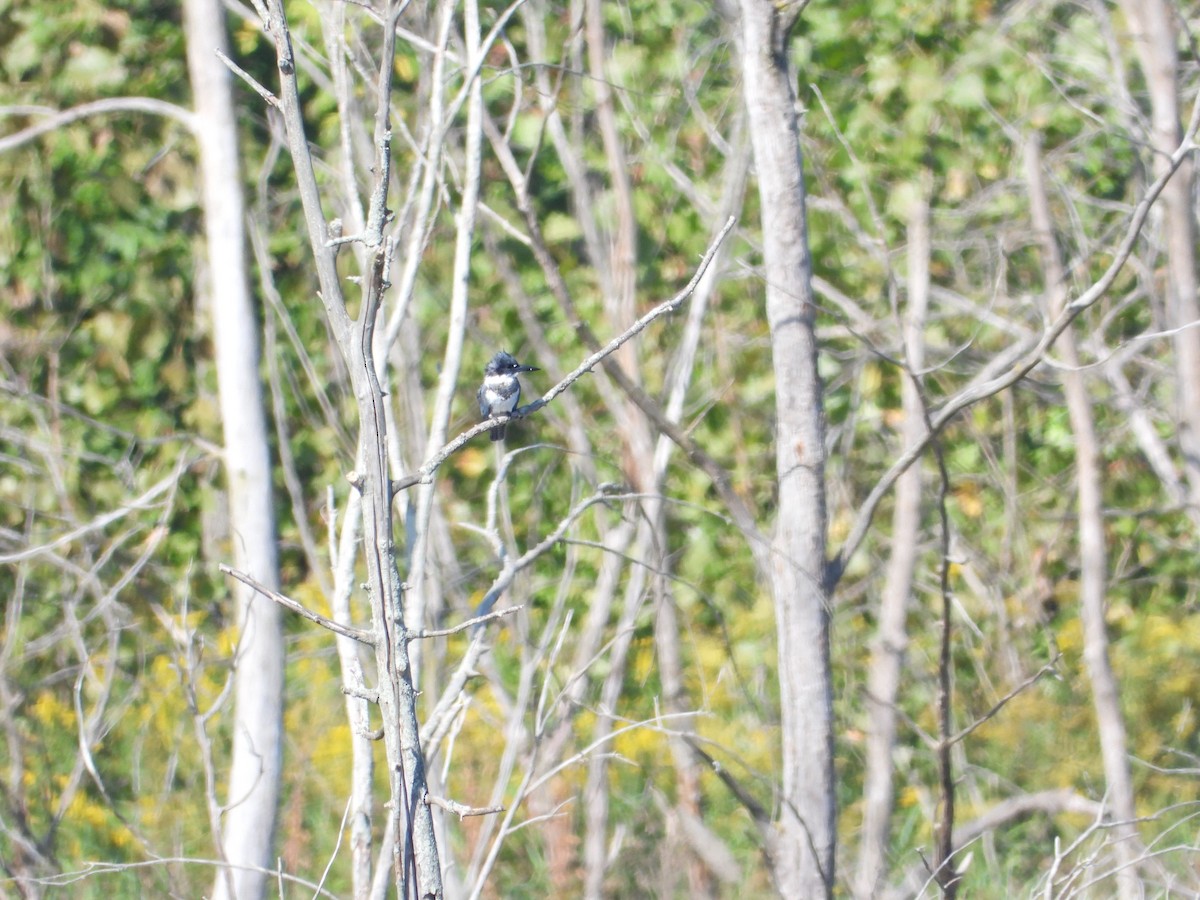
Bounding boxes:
856 190 930 898
737 3 836 895
1119 0 1200 515
183 2 284 898
1025 134 1141 900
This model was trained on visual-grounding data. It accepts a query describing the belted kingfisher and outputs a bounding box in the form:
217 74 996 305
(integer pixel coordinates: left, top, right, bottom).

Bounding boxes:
477 351 539 441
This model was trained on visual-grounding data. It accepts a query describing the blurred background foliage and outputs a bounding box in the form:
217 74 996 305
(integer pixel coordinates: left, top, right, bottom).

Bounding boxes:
1 0 1198 896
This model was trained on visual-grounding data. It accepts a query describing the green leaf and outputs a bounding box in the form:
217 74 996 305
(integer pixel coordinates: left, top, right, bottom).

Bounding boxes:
62 45 128 90
542 211 581 244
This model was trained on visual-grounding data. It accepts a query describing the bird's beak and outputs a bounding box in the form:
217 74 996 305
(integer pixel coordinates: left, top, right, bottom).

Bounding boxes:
519 365 540 373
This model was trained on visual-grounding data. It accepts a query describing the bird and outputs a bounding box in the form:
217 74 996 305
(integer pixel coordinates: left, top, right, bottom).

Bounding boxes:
477 351 539 441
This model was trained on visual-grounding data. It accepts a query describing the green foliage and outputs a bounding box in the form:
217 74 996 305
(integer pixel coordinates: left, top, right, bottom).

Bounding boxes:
4 0 1200 895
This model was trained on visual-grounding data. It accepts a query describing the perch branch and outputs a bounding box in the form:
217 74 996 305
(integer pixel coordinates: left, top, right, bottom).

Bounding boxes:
390 216 737 495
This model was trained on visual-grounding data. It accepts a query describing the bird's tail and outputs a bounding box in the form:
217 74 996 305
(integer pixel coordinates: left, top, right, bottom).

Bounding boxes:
489 423 506 442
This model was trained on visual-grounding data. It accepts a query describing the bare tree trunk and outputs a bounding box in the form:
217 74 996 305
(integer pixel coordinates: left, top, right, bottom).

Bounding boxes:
331 488 374 900
582 527 651 900
855 189 930 899
1025 134 1141 900
256 0 444 893
575 6 662 890
584 0 637 382
1119 0 1200 515
736 3 835 896
653 572 715 898
650 141 749 896
183 3 284 899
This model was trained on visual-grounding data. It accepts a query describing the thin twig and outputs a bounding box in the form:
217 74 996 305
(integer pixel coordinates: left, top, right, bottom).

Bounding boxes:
215 48 279 108
685 738 770 827
314 796 353 898
23 857 339 897
474 488 631 618
425 795 505 819
0 458 190 564
405 605 524 640
948 658 1061 746
218 564 375 645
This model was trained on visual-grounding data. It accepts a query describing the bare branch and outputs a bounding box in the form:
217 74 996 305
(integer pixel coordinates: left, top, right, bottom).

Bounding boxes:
0 459 190 564
475 487 631 617
405 605 523 640
0 98 198 152
24 856 341 898
684 737 770 828
830 88 1200 586
390 216 738 495
948 658 1061 746
425 795 505 819
219 564 375 645
215 48 279 108
341 684 379 704
887 790 1105 900
260 0 353 343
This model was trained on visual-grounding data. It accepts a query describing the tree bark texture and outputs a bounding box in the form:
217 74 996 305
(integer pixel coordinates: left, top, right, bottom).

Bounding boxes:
183 2 285 898
737 4 836 896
